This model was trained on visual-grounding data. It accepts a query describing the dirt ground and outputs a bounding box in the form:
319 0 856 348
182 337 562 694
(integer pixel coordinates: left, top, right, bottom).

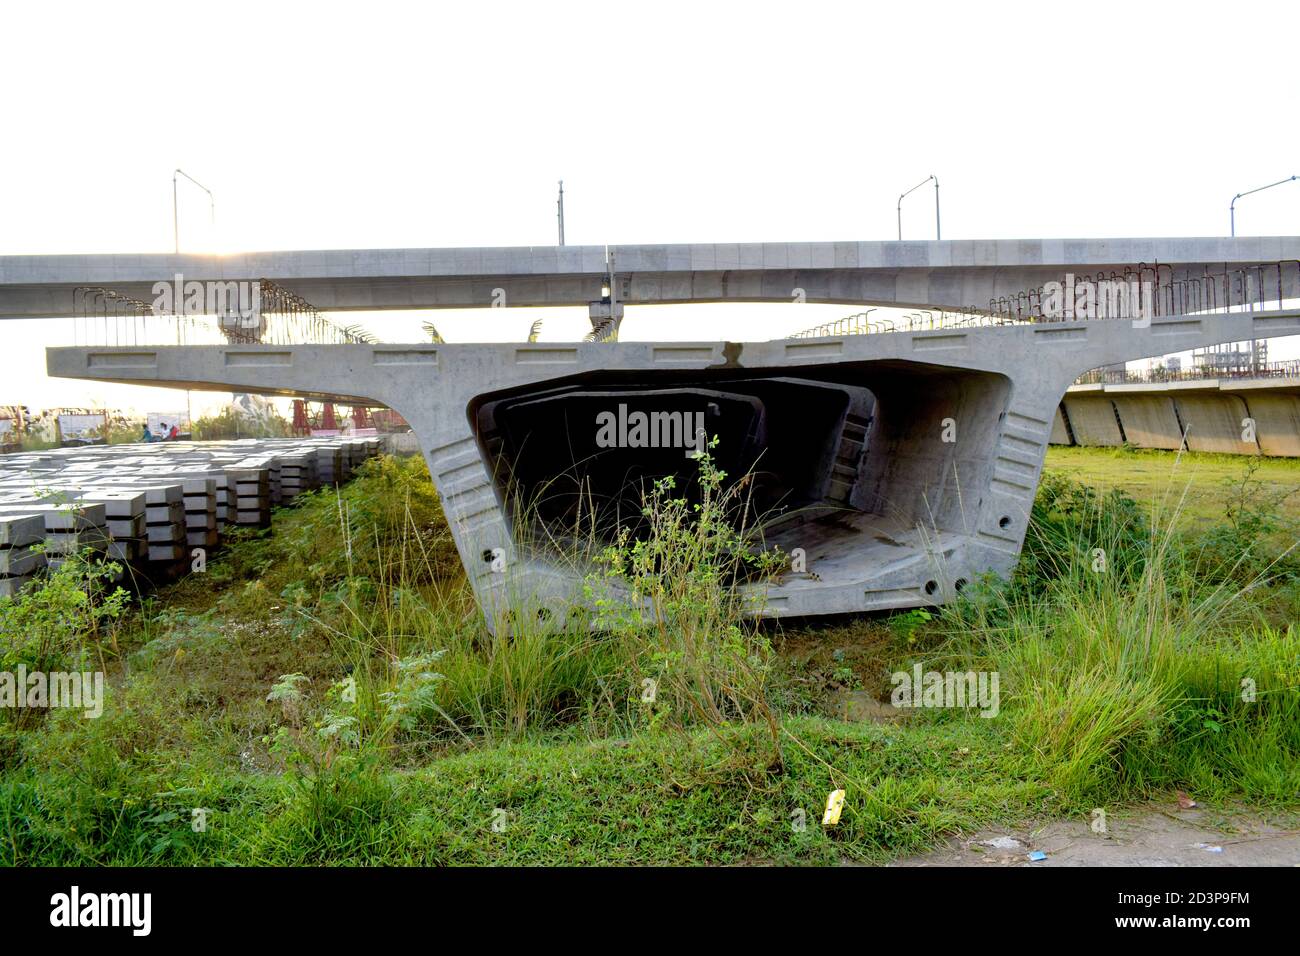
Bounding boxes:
892 805 1300 867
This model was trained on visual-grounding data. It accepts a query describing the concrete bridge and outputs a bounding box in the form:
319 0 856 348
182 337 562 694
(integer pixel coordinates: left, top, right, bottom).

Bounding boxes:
42 267 1300 630
5 236 1300 322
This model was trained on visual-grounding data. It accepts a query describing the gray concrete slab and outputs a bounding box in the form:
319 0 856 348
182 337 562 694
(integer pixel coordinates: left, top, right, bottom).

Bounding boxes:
1062 395 1125 446
43 307 1300 632
0 437 380 586
1110 394 1186 450
5 236 1300 317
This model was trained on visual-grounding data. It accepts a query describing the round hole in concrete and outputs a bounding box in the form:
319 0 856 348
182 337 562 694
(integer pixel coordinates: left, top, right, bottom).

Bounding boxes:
481 549 495 563
924 580 938 595
955 578 968 592
998 515 1012 529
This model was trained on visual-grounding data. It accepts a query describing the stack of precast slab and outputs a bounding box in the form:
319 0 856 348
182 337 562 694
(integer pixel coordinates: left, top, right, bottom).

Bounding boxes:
0 437 380 598
1052 379 1300 456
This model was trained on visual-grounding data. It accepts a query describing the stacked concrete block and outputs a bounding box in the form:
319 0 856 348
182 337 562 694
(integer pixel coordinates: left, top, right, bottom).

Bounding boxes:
268 459 283 506
42 501 109 561
0 436 381 590
88 490 147 563
145 485 188 562
347 439 379 472
228 463 272 527
334 445 353 483
346 440 366 474
0 501 113 577
0 513 45 598
278 454 315 499
214 474 230 526
183 478 219 548
315 445 344 485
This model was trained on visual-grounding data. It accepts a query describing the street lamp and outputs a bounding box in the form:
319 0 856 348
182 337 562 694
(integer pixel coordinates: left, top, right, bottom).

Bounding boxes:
173 169 215 253
557 180 565 246
898 175 940 241
1230 175 1297 237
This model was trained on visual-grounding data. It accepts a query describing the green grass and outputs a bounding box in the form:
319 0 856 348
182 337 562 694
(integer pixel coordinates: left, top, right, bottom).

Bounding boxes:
1 448 1297 866
1 711 1052 865
1045 445 1300 528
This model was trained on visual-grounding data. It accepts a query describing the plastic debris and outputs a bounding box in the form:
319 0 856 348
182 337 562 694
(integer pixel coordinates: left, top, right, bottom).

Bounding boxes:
1027 850 1048 862
822 789 846 826
984 836 1023 850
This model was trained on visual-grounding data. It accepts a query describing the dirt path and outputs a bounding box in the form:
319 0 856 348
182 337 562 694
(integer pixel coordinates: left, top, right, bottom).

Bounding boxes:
892 805 1300 867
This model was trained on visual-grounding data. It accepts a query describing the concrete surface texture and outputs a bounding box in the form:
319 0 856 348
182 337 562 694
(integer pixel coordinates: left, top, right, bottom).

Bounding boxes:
44 304 1300 631
1049 407 1071 445
1107 393 1185 450
1061 391 1126 446
1174 394 1255 454
1234 390 1300 456
5 236 1300 318
1052 377 1300 456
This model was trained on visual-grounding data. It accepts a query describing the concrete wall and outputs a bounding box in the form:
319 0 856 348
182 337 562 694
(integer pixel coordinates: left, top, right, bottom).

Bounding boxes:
1050 407 1072 445
1062 394 1124 446
1173 394 1256 454
1232 390 1300 457
1108 394 1185 450
1057 379 1300 457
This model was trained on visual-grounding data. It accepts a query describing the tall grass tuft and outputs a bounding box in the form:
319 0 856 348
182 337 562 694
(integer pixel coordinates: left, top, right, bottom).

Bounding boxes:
585 441 785 751
937 468 1300 806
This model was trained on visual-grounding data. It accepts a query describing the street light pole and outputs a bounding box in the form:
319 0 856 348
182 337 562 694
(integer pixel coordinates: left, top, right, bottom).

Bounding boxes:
898 175 940 241
1230 175 1297 237
933 175 941 240
173 169 215 253
557 180 565 246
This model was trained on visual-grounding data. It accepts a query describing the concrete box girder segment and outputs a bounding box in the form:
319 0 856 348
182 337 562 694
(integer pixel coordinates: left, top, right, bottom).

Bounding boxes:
7 235 1300 318
1167 394 1256 455
1107 394 1184 450
1058 377 1300 456
46 307 1300 631
1234 392 1300 456
1061 392 1125 446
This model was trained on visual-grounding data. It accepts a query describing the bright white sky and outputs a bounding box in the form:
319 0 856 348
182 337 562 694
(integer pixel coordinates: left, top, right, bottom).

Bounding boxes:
3 0 1299 414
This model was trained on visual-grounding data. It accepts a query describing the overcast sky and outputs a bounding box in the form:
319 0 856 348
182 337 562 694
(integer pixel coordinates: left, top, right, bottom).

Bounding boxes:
3 0 1298 413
